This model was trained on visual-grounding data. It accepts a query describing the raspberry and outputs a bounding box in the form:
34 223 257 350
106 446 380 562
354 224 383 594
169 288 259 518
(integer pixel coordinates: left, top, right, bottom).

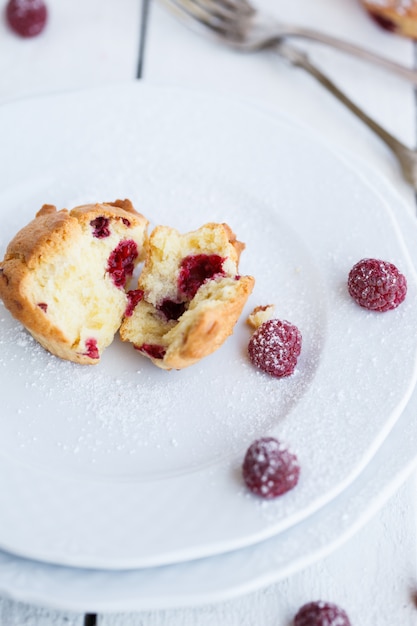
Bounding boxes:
125 289 144 317
83 338 99 360
136 343 166 359
248 319 302 378
294 601 351 626
157 298 187 321
348 258 407 312
90 216 110 239
242 437 300 499
178 254 226 299
6 0 48 38
107 240 138 288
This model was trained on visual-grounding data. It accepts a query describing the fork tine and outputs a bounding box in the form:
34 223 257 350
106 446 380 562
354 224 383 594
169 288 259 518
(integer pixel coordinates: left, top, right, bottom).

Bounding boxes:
197 0 255 17
162 0 246 37
189 0 242 23
176 0 255 27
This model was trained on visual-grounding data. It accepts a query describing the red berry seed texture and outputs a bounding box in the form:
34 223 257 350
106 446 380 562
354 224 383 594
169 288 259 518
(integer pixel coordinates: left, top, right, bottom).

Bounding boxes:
6 0 48 37
107 240 138 288
178 254 226 299
242 437 300 499
294 601 351 626
347 258 407 312
248 319 302 378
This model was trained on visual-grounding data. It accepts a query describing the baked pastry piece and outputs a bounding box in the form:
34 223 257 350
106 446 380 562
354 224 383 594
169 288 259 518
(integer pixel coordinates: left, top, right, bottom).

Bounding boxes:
360 0 417 38
247 304 275 329
0 199 148 364
120 222 255 370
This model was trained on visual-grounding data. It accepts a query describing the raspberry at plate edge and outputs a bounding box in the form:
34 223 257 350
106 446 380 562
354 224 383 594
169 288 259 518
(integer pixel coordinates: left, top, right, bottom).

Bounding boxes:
347 258 407 312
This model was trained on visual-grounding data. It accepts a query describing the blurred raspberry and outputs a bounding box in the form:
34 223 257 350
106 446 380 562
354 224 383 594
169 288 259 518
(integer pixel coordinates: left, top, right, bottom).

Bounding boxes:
6 0 48 38
294 601 351 626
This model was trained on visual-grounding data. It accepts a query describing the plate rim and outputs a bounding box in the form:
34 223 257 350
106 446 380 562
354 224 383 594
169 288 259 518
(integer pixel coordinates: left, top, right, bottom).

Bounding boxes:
0 81 417 569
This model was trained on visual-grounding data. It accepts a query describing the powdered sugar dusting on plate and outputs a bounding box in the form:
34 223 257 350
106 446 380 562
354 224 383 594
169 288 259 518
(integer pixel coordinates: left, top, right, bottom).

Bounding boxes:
0 85 416 569
0 271 322 482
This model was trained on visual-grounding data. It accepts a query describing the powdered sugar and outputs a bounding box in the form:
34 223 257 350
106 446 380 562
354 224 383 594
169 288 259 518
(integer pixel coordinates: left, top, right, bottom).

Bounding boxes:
0 84 417 568
0 206 322 483
365 0 413 12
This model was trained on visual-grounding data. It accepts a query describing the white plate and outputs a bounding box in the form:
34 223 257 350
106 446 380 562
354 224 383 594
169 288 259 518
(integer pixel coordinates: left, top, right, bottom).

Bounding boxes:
0 393 415 614
0 83 417 569
0 292 416 612
0 156 415 614
0 394 414 613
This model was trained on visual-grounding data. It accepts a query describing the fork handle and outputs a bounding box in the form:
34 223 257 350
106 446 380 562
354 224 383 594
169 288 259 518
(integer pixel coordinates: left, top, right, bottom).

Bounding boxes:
275 42 417 186
286 27 417 86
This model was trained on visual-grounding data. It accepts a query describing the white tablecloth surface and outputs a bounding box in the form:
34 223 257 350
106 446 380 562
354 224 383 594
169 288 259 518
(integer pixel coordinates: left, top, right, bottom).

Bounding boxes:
1 1 416 624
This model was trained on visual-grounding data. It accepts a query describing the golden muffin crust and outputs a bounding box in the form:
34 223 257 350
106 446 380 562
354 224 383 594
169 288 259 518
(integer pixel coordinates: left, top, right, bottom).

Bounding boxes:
0 199 148 364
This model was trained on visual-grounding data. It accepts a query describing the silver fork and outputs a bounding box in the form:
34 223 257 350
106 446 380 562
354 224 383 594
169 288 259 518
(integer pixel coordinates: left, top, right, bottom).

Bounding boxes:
161 0 417 84
160 0 417 189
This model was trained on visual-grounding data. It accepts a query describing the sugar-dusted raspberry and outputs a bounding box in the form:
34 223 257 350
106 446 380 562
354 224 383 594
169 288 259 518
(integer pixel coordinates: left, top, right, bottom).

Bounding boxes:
178 254 226 299
348 258 407 312
90 216 110 239
6 0 48 38
107 240 138 288
294 601 351 626
248 319 302 378
242 437 300 499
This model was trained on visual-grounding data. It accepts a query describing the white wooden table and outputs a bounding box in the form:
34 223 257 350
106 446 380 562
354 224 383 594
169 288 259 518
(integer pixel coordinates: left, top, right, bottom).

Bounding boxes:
1 1 417 624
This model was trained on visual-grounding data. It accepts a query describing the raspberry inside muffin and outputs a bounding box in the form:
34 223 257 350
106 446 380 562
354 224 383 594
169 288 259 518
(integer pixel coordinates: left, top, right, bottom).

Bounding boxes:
120 222 255 370
0 199 148 364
